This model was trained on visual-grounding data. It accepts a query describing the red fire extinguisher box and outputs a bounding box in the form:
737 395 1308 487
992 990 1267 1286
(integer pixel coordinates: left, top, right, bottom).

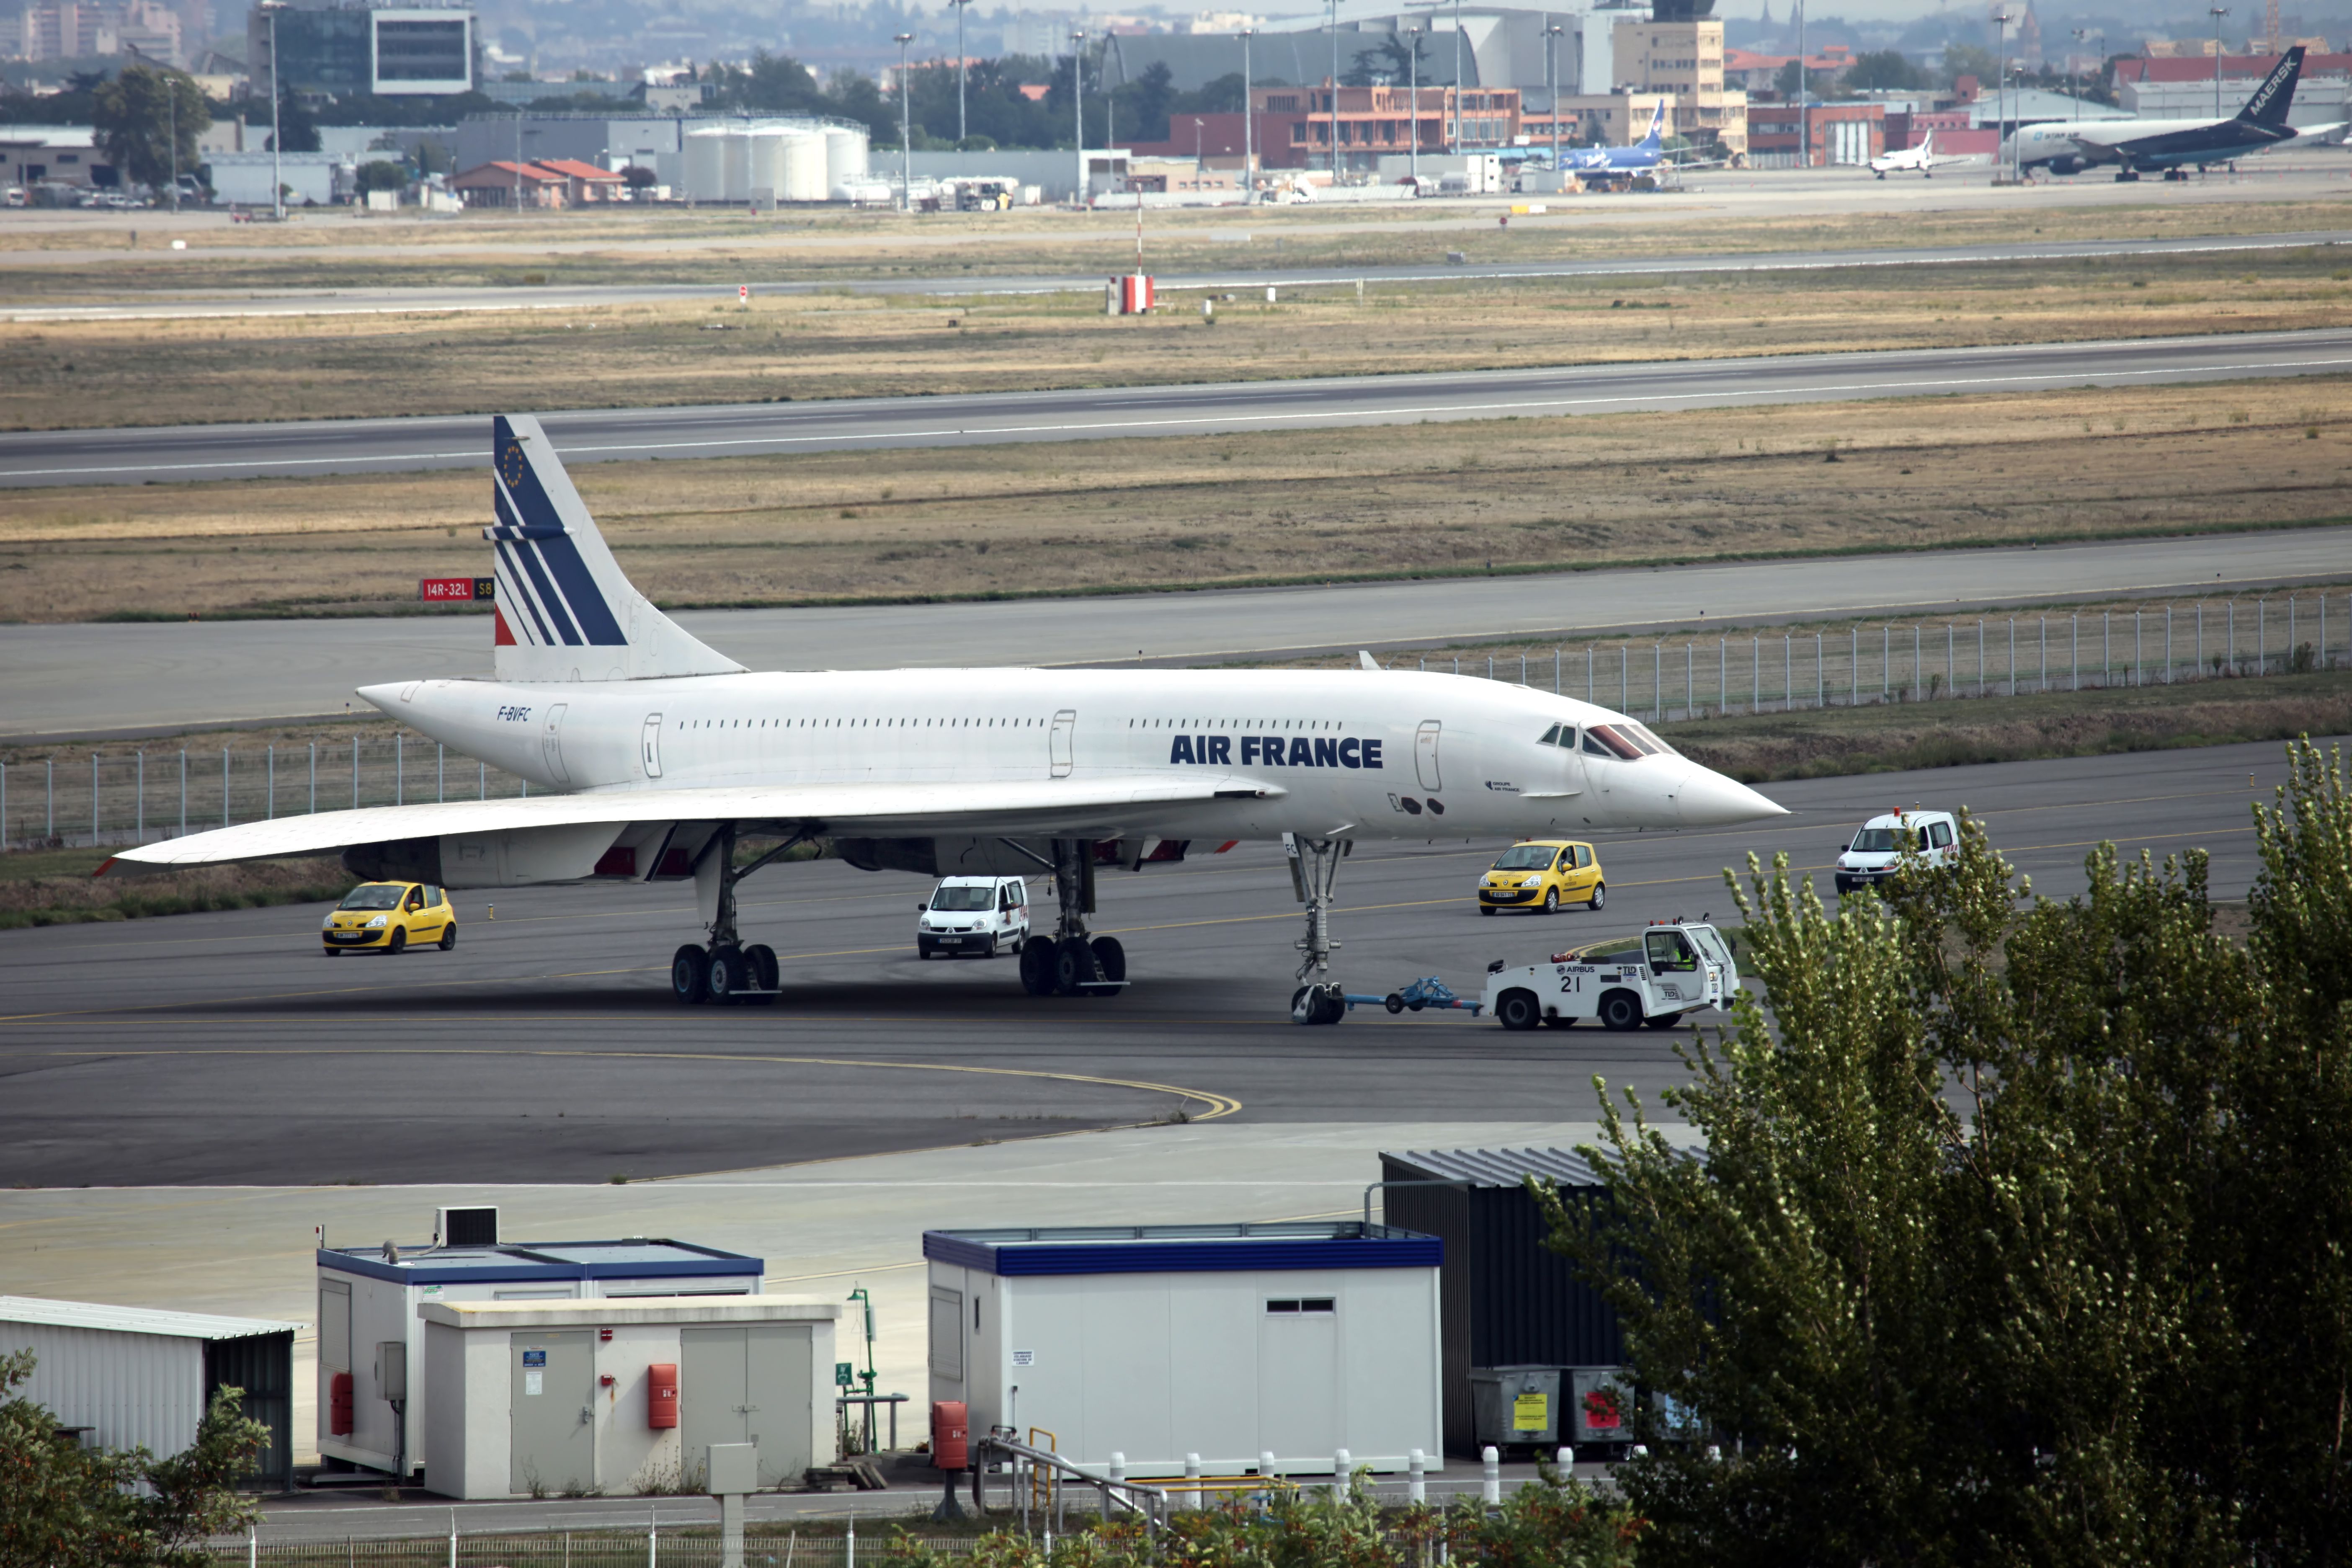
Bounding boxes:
930 1399 969 1470
329 1371 354 1436
647 1364 678 1429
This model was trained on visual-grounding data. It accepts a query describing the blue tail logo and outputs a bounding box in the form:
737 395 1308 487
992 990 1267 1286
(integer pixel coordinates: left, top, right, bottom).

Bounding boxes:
484 415 627 648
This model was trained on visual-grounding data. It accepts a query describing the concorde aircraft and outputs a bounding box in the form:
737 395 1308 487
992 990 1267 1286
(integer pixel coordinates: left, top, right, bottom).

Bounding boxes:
101 417 1787 1022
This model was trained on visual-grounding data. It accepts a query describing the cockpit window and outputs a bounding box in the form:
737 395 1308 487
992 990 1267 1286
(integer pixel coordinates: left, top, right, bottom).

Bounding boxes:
1585 724 1645 761
1537 724 1562 745
1625 722 1679 758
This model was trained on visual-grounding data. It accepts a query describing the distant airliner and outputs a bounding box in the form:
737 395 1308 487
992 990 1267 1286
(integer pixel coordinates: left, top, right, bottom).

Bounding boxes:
1868 130 1972 179
2003 46 2343 179
102 418 1787 1022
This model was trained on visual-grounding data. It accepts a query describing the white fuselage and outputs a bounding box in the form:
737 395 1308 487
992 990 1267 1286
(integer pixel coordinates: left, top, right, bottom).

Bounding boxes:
367 665 1777 843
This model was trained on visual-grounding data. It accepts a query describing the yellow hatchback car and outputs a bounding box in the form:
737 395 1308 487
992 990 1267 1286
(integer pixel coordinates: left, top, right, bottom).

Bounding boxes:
322 881 457 955
1478 840 1606 916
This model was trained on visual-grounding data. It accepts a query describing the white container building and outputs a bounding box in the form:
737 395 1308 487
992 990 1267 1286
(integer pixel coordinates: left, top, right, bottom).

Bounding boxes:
0 1295 301 1489
925 1222 1443 1476
419 1296 838 1499
317 1219 761 1480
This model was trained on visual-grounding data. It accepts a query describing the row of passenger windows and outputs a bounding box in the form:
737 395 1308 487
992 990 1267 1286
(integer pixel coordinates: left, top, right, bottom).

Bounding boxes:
679 717 1045 730
1133 718 1346 730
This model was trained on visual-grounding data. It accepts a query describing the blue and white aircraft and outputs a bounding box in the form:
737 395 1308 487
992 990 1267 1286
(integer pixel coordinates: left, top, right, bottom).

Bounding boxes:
2002 46 2343 179
101 417 1786 1021
1560 102 1725 185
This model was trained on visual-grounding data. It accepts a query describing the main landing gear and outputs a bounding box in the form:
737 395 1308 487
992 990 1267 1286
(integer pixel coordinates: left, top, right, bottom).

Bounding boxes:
671 824 807 1006
1287 833 1351 1026
1017 838 1126 998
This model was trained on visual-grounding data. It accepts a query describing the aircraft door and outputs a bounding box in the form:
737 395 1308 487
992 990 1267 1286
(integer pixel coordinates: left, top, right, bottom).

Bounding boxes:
641 713 664 779
1415 720 1442 792
1557 729 1588 795
1050 709 1075 778
542 704 571 785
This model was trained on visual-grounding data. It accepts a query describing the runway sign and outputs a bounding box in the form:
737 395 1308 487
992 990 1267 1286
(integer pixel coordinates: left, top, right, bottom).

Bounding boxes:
420 577 498 602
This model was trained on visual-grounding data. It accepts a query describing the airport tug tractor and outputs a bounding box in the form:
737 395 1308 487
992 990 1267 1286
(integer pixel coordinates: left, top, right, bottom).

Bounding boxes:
1480 919 1739 1032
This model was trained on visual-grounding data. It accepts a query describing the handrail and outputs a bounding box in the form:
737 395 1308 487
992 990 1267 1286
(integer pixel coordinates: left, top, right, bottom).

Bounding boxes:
978 1432 1171 1528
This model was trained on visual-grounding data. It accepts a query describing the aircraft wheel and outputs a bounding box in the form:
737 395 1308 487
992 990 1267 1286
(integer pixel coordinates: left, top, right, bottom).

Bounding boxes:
745 943 779 1001
1495 989 1542 1032
1089 936 1126 985
438 923 457 951
1019 936 1056 996
1598 990 1643 1032
1588 882 1607 911
706 945 748 1005
1289 983 1344 1025
671 944 711 1006
1052 936 1099 996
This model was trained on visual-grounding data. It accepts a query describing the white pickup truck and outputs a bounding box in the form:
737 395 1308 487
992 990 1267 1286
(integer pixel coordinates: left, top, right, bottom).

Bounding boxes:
1481 921 1740 1033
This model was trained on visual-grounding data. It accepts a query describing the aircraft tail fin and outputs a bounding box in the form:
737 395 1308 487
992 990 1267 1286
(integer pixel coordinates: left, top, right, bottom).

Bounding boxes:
486 415 746 683
2239 44 2304 125
1637 101 1664 148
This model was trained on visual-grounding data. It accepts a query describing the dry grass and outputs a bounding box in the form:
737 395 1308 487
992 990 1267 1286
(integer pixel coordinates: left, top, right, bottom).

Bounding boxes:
0 843 354 927
6 195 2347 294
8 247 2352 431
1669 669 2352 783
4 376 2350 623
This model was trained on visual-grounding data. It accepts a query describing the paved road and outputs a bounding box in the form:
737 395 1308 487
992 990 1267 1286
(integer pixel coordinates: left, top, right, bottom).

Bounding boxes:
11 227 2347 322
0 740 2304 1185
9 328 2352 489
5 527 2347 740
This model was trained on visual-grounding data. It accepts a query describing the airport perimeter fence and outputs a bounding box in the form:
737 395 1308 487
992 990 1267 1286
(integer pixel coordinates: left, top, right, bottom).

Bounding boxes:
1 734 533 854
200 1531 975 1568
1407 591 2350 727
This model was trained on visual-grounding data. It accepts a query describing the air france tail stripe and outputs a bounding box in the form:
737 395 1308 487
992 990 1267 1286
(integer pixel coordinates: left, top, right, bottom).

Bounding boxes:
514 540 584 645
493 549 555 647
494 542 562 647
534 533 627 645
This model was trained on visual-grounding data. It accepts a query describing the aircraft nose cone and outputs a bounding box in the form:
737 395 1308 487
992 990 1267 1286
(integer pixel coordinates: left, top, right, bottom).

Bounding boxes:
1673 764 1790 827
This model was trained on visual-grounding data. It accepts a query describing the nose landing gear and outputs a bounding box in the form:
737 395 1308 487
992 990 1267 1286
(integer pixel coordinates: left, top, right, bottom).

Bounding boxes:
1287 833 1351 1025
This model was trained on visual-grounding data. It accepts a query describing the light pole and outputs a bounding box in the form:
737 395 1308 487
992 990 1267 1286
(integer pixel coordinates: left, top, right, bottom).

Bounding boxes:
1327 0 1340 177
2009 63 2026 179
2210 6 2231 117
259 0 284 220
1795 0 1807 168
1240 28 1254 195
895 32 914 212
1452 0 1463 151
1404 23 1419 183
1071 30 1086 206
1193 116 1205 169
950 0 972 146
1990 9 2009 181
1545 23 1562 172
166 66 178 212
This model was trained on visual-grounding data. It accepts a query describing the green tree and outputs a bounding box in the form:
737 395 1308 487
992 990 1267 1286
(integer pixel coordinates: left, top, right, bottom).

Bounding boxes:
1943 41 1999 90
354 160 406 195
0 1348 268 1568
1541 741 2352 1565
1840 49 1927 92
90 64 211 194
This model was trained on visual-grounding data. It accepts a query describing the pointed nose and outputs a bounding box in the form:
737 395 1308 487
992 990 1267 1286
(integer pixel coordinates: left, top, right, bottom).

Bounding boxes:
1674 763 1790 827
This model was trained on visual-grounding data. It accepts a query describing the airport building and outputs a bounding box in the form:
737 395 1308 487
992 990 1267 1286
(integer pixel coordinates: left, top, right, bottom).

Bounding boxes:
1746 101 1884 167
248 0 477 98
2113 51 2352 127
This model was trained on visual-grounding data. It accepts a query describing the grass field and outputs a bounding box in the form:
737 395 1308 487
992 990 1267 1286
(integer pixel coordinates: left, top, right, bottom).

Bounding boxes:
4 376 2348 623
9 244 2352 431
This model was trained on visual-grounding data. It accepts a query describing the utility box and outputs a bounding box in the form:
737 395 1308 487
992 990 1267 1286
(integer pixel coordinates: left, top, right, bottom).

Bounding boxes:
1379 1150 1629 1455
924 1221 1442 1476
930 1399 969 1470
317 1221 762 1480
418 1296 837 1500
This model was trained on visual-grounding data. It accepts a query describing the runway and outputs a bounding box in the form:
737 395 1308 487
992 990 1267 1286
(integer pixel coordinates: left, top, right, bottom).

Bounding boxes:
0 740 2303 1186
9 227 2347 322
8 327 2352 489
5 526 2347 740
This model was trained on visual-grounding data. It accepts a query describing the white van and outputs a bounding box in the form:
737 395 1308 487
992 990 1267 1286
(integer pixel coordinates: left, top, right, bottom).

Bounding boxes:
916 876 1032 959
1833 809 1959 894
